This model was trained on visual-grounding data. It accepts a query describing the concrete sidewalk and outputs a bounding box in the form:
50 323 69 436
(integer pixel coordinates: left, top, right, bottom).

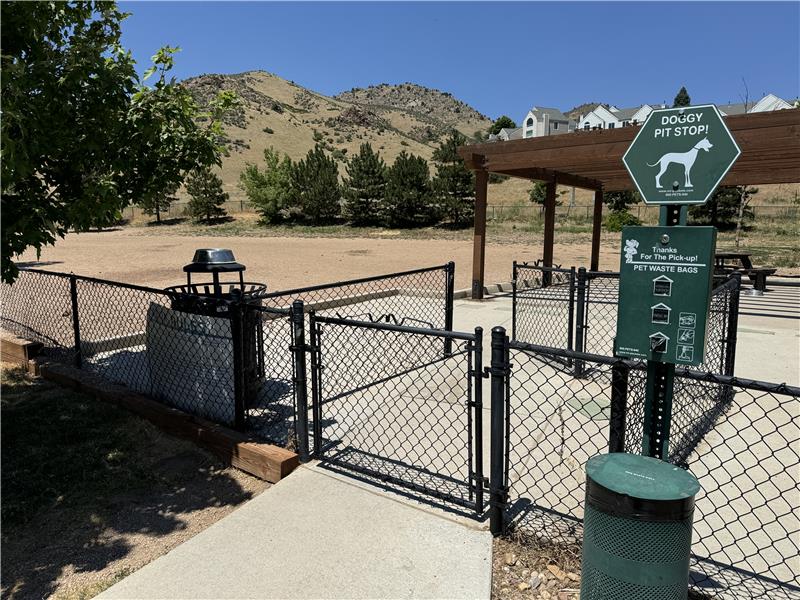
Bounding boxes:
100 465 492 600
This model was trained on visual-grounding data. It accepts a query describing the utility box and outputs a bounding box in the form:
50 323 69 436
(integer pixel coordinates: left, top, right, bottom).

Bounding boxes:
615 226 716 366
580 453 700 599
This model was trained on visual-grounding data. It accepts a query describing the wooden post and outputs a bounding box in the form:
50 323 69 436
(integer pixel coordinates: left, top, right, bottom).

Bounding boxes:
590 188 604 271
471 169 489 299
542 180 557 268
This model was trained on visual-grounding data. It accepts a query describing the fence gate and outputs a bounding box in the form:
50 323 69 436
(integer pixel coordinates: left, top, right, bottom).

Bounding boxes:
308 314 485 514
512 261 575 356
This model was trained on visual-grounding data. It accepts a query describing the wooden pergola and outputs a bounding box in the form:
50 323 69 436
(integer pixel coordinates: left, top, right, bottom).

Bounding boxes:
457 109 800 299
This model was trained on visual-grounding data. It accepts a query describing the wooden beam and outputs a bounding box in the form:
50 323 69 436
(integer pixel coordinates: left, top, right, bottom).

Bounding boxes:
38 361 299 482
542 181 557 269
1 332 42 366
471 169 489 299
457 109 800 190
490 166 602 190
458 109 800 158
591 189 604 271
462 153 486 171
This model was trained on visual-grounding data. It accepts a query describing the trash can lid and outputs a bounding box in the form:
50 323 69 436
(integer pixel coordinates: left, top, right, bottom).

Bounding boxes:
586 453 701 521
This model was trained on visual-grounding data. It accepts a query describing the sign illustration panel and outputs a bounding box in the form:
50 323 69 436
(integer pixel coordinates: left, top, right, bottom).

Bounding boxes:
622 105 741 205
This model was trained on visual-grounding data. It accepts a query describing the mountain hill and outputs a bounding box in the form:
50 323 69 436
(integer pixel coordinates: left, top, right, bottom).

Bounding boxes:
182 71 493 197
564 102 604 122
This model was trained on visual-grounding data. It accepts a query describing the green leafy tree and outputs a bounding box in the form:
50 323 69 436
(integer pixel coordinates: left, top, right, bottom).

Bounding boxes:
489 115 517 135
291 144 341 224
602 190 641 231
140 182 179 224
0 2 234 282
431 131 475 227
342 143 386 226
690 185 756 231
383 152 435 227
186 168 228 222
239 147 294 223
528 182 563 210
673 86 691 107
529 182 546 205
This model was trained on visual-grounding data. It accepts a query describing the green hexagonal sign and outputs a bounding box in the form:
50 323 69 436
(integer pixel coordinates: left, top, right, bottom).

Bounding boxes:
622 104 741 205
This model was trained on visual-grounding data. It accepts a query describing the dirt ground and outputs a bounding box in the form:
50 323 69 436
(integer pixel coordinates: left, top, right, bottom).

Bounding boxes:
492 536 581 600
17 226 622 291
1 366 268 600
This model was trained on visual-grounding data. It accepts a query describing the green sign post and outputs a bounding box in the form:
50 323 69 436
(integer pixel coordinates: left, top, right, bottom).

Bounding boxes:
617 104 739 460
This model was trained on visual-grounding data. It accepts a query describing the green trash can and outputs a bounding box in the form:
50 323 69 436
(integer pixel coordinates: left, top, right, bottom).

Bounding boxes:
580 453 701 600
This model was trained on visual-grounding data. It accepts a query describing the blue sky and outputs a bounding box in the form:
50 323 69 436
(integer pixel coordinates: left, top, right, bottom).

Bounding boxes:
119 1 799 121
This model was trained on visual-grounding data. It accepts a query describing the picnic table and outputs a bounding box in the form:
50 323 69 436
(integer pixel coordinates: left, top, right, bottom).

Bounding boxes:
714 252 776 292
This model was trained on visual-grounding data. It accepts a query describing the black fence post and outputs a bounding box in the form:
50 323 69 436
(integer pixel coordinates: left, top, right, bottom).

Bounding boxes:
230 301 246 432
724 273 741 377
489 326 509 535
609 362 629 453
444 261 455 356
574 267 587 377
473 327 484 514
291 300 310 463
567 266 576 355
69 275 82 369
511 261 518 341
309 314 323 458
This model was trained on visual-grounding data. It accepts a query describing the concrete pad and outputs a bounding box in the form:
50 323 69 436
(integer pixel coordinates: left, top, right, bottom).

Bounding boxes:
99 465 492 600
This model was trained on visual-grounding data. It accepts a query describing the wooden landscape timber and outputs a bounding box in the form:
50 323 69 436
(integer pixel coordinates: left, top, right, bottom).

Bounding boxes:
35 360 299 483
1 332 43 366
459 109 800 298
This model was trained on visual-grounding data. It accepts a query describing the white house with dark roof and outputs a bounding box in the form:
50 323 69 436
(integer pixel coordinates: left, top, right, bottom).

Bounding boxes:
717 93 793 116
578 94 792 131
578 104 666 131
522 106 576 138
496 127 523 141
502 93 793 143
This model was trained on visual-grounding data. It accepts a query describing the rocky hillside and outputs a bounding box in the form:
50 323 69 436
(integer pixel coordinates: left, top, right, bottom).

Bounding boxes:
182 71 493 198
564 102 604 122
335 83 490 140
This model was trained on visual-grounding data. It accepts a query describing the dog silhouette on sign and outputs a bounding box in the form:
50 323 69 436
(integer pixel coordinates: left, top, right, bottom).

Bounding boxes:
648 137 713 189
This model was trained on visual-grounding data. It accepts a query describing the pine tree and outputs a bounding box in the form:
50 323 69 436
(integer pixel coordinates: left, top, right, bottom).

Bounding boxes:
383 151 434 227
291 144 341 224
342 143 386 226
186 168 228 222
239 147 293 223
689 186 756 230
529 182 547 205
431 130 474 227
140 181 179 224
602 190 641 231
673 86 691 107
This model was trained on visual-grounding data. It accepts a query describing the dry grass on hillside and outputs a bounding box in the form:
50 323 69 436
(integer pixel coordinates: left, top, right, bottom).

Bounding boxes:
184 71 491 199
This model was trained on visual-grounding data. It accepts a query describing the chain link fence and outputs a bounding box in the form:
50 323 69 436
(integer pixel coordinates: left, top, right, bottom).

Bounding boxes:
1 264 455 454
512 263 741 378
308 314 484 514
490 336 799 600
513 261 575 354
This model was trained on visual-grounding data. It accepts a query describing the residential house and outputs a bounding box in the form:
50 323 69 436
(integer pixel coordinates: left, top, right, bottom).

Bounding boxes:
493 127 523 141
578 93 792 130
717 93 793 116
521 107 577 138
578 104 665 131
